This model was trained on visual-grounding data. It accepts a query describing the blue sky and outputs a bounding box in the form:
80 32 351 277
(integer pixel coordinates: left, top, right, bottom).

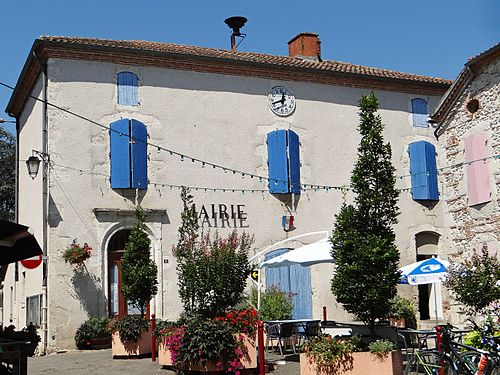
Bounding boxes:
1 0 498 134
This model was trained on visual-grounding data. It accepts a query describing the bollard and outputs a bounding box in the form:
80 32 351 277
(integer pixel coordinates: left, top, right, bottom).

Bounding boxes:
258 321 265 375
323 306 327 322
151 314 156 362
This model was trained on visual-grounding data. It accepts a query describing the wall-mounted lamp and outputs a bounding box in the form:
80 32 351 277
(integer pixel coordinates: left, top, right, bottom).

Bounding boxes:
26 150 49 179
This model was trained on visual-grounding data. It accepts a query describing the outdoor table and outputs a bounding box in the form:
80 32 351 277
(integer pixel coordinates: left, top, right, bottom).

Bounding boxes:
264 319 321 354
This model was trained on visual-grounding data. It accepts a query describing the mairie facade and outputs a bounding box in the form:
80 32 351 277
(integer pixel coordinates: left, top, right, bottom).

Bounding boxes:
3 32 454 352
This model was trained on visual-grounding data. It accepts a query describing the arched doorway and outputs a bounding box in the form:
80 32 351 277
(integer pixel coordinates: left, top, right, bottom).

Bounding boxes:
107 229 149 318
415 231 441 321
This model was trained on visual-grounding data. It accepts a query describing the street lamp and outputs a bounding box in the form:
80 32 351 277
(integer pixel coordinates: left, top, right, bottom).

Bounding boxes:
26 150 49 178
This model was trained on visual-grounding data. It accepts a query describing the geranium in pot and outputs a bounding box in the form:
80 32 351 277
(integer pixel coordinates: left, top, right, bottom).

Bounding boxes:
112 207 158 358
62 241 92 267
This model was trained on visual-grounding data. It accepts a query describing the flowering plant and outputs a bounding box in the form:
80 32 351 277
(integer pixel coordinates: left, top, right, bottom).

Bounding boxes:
303 334 360 373
215 308 258 335
62 242 92 265
172 315 248 374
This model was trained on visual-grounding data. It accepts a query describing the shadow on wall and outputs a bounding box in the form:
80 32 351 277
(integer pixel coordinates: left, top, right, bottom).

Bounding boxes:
67 266 107 316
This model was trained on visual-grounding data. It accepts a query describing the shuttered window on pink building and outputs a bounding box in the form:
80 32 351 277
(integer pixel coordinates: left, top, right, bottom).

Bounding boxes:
464 132 491 206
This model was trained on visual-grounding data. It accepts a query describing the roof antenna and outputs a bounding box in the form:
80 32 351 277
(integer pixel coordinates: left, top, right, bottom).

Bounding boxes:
224 16 247 51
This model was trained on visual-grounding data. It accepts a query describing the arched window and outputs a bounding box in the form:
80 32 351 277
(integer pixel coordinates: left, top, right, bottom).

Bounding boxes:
110 119 148 189
117 72 139 106
411 98 428 127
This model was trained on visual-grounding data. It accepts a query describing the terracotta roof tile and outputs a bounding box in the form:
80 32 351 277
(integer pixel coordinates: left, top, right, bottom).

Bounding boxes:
39 36 451 85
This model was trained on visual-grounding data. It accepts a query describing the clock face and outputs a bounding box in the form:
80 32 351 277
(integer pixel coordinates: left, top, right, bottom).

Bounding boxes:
268 86 295 116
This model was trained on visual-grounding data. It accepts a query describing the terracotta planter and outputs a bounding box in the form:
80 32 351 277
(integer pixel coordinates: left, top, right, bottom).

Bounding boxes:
389 318 406 328
182 333 257 372
300 350 403 375
79 335 112 350
157 341 173 367
112 327 152 357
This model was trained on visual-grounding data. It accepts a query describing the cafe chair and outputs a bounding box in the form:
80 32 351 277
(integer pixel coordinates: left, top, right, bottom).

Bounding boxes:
275 322 297 355
297 321 320 346
265 323 281 354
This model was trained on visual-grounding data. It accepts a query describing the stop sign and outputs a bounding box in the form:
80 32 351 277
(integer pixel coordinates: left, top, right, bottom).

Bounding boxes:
21 255 43 269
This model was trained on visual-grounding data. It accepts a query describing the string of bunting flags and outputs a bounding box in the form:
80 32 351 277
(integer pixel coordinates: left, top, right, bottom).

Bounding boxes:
3 80 499 195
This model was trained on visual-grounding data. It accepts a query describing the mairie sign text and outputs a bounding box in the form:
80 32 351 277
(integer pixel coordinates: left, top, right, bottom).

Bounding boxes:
198 204 249 228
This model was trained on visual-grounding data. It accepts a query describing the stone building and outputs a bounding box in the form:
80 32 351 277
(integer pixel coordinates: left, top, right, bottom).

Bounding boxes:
3 31 451 352
431 43 500 322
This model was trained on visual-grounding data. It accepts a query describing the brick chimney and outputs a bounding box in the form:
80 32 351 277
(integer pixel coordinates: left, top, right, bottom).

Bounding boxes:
288 32 321 61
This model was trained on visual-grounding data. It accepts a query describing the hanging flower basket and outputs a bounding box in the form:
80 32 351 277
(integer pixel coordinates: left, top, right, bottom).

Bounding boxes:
63 242 92 266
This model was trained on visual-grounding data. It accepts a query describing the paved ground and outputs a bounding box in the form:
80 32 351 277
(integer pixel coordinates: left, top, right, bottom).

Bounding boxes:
28 349 300 375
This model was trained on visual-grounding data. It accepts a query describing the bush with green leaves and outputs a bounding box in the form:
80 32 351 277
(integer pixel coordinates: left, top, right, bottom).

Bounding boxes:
331 93 400 339
0 323 41 356
249 286 293 321
175 314 241 372
121 206 158 318
113 315 149 343
368 339 395 354
444 245 500 316
388 296 417 329
74 316 111 349
173 187 253 318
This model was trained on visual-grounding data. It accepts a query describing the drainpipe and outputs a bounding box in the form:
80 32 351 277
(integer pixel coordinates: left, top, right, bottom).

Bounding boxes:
33 51 49 355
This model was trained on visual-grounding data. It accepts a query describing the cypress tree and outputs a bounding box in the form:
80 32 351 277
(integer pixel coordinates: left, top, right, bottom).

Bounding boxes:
331 92 400 339
121 206 158 318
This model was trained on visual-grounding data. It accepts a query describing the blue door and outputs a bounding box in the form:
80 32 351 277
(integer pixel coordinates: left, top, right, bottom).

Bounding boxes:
264 248 313 319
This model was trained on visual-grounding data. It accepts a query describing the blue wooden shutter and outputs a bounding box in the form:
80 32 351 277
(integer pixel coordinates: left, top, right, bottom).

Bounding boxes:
117 72 139 106
287 130 301 194
412 98 428 127
264 249 290 291
264 249 312 319
130 119 148 190
289 263 312 319
409 141 439 200
267 130 289 193
110 119 131 188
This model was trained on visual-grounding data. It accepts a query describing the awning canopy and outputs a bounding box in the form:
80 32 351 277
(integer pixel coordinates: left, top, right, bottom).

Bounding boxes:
260 238 333 267
0 220 43 265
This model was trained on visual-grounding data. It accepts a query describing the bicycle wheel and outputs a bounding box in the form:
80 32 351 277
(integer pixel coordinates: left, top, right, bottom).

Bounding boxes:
460 352 500 374
405 351 456 375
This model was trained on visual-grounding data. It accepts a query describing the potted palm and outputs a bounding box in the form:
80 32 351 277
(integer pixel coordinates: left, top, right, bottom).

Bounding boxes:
111 207 158 358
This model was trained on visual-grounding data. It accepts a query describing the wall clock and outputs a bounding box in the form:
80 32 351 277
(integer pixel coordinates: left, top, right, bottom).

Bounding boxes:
268 86 296 116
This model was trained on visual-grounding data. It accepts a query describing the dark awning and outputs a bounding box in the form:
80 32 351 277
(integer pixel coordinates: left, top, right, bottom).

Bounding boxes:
0 220 43 265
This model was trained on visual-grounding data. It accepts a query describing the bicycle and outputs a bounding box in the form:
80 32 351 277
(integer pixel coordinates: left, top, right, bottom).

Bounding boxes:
405 323 499 375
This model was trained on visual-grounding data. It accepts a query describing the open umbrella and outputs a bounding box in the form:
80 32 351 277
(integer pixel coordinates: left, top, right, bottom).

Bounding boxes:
0 219 43 265
260 238 333 268
399 257 449 324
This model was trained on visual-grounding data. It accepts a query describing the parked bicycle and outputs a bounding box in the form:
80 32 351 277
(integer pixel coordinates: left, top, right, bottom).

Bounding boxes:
405 322 499 375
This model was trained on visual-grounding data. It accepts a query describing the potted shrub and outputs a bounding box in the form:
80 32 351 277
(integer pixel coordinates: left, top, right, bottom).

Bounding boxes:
249 285 293 321
112 316 151 357
388 296 417 329
75 316 111 349
155 320 181 367
169 188 256 372
300 336 403 375
0 323 41 357
112 207 158 358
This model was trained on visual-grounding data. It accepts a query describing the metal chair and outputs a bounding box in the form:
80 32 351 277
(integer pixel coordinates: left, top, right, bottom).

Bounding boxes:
275 322 297 355
297 321 320 345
